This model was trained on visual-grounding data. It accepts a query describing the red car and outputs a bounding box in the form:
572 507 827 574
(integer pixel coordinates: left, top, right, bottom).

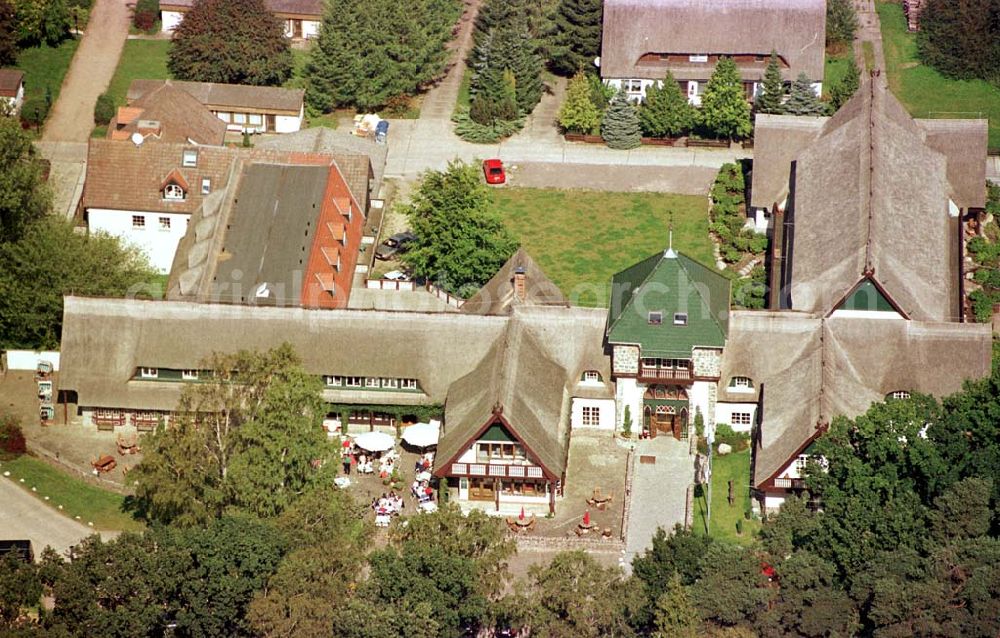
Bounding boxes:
483 158 506 185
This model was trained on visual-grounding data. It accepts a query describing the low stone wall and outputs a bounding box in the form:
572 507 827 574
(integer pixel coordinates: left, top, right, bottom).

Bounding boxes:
516 533 625 554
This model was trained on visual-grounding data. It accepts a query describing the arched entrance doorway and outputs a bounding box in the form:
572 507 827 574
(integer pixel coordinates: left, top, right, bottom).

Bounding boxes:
642 385 689 440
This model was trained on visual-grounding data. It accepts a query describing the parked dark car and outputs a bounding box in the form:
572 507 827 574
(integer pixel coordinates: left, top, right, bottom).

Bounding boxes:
375 231 417 261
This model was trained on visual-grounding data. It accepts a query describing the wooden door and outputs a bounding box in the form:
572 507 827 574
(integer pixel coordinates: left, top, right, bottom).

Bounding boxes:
469 477 494 501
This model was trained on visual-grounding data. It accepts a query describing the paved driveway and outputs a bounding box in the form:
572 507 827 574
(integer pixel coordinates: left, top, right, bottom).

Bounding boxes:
0 477 104 558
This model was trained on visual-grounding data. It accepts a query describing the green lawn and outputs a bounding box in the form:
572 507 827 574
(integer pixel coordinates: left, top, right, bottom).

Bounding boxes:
0 455 144 532
14 38 80 116
455 67 471 115
495 188 714 307
878 0 1000 148
691 448 760 544
105 40 171 106
823 49 852 98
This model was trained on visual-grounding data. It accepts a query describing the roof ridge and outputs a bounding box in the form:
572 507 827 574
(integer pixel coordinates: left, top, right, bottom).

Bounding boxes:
863 76 876 274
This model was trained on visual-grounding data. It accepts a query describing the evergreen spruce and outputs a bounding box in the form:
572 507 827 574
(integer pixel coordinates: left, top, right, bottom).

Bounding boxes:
601 90 641 150
755 50 785 115
783 73 828 116
638 71 697 138
558 71 602 134
699 57 752 140
826 0 858 47
829 57 860 111
548 0 603 76
470 20 544 118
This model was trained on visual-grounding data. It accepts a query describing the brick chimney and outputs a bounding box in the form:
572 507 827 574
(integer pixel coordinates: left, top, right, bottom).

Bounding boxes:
513 266 526 302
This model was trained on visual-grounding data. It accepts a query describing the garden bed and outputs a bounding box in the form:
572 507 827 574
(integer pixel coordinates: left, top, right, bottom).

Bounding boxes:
563 133 730 148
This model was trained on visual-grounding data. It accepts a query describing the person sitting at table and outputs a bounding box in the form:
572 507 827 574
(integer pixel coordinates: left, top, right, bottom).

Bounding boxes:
414 458 424 473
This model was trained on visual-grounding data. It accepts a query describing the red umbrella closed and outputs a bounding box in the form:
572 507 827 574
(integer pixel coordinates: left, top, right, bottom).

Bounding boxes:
519 506 525 521
583 509 591 527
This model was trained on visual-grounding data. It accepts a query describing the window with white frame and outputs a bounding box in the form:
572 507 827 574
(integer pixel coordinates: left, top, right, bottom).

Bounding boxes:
181 370 199 380
729 376 753 391
365 377 380 388
400 378 418 390
159 217 171 231
887 390 911 400
248 113 263 126
731 412 752 427
673 312 688 325
794 454 809 475
625 79 643 93
582 370 601 383
381 378 399 389
132 215 146 229
139 367 158 379
689 54 708 62
324 375 343 387
201 178 211 195
581 406 600 427
164 184 185 200
344 376 362 387
182 150 197 167
233 113 246 124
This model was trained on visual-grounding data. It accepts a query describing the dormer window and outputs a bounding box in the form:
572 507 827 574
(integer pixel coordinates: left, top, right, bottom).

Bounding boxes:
139 367 158 379
887 390 910 400
164 183 185 200
673 312 688 325
182 150 197 167
729 376 753 391
582 370 602 383
648 311 663 325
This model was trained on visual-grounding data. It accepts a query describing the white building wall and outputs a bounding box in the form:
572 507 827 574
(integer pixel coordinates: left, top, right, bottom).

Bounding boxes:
303 20 320 38
87 208 190 273
161 10 184 31
275 112 302 133
615 377 643 435
688 380 713 430
715 402 757 433
763 493 787 512
3 350 60 371
570 397 617 430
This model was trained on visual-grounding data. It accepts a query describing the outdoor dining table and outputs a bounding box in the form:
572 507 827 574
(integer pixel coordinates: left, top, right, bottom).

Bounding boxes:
418 501 438 513
334 477 351 489
415 470 432 482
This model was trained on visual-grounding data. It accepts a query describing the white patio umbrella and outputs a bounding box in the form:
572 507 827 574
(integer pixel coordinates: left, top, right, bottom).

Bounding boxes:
402 422 440 448
353 431 395 452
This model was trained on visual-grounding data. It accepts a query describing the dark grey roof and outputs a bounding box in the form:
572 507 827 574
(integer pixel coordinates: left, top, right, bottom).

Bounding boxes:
213 163 329 306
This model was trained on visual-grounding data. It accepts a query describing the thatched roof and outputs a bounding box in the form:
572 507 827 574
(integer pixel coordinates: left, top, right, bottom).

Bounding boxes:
719 311 992 487
600 0 826 81
461 248 568 315
760 81 975 321
59 299 612 475
748 114 826 209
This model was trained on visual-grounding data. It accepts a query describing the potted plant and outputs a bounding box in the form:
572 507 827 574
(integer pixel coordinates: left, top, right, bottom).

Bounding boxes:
621 406 633 439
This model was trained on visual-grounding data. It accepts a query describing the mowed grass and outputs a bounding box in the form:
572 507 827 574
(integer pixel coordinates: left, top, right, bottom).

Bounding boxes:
823 48 852 98
15 38 80 112
692 449 760 544
105 40 171 106
495 188 713 307
0 455 143 532
877 0 1000 148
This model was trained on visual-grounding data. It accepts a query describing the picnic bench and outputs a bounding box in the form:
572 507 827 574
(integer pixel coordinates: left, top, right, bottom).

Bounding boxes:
586 486 614 510
91 455 117 473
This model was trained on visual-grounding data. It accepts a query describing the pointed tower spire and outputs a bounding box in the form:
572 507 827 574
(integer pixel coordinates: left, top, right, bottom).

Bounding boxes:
664 213 677 259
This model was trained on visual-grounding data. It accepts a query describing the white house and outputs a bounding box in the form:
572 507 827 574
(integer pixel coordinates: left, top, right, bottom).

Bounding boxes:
0 69 25 114
160 0 322 39
83 140 238 272
599 0 826 105
128 80 305 134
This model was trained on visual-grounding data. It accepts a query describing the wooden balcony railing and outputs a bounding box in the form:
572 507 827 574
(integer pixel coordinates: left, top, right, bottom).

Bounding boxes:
639 367 693 381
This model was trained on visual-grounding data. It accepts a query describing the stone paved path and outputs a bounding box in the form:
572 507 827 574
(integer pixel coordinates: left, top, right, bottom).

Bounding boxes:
623 435 693 571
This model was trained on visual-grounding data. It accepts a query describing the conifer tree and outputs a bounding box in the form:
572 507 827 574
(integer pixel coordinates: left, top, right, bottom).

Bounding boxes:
548 0 603 76
601 90 641 149
470 20 543 119
652 574 699 638
558 71 601 133
783 73 828 116
755 50 785 115
699 57 752 140
638 71 697 137
829 57 860 111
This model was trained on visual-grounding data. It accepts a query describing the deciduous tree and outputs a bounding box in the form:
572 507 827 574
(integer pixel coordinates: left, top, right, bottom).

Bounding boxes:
399 161 519 296
0 0 17 65
691 543 773 627
699 57 752 140
0 220 155 350
652 574 699 638
130 344 329 526
548 0 602 76
168 0 293 86
638 71 697 137
601 89 641 149
558 71 601 133
0 116 50 243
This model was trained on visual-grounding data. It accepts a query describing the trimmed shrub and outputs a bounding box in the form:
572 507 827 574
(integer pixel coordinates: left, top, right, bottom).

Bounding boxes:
133 10 155 31
93 93 114 125
21 96 50 127
0 412 26 458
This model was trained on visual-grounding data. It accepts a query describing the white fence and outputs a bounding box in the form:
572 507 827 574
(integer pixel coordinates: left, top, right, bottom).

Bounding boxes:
3 350 60 371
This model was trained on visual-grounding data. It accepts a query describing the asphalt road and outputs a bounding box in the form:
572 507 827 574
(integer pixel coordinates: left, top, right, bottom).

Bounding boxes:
0 476 101 558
